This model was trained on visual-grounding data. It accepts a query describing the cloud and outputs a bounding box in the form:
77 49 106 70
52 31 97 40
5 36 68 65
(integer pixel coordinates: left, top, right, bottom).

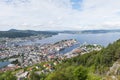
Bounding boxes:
0 0 120 30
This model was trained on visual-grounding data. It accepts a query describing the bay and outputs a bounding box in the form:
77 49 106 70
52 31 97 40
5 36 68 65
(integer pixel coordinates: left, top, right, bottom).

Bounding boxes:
35 32 120 46
26 32 120 54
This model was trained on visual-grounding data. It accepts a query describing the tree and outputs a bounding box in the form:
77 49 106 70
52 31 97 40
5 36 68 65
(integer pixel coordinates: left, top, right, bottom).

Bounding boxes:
0 71 17 80
29 72 40 80
45 71 68 80
73 66 88 80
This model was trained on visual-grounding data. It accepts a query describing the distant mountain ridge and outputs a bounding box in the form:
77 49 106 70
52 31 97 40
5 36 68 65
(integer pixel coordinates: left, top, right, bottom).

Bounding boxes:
59 29 120 34
81 29 120 34
0 29 120 38
0 29 58 38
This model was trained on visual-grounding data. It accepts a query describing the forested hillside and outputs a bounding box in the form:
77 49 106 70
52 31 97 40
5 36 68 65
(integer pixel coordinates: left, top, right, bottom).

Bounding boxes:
44 39 120 80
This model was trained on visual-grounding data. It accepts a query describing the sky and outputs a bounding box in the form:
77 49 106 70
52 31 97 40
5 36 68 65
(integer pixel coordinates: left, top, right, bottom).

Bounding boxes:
0 0 120 30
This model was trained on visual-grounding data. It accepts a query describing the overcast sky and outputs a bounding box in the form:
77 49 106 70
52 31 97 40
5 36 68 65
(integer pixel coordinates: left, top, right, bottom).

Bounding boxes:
0 0 120 30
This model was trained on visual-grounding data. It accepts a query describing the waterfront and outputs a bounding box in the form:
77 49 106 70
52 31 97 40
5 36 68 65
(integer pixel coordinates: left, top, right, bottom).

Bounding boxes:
0 39 77 69
23 32 120 55
24 32 120 46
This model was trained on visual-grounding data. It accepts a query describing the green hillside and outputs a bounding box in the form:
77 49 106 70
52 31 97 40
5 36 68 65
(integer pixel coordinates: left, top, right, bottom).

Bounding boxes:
40 39 120 80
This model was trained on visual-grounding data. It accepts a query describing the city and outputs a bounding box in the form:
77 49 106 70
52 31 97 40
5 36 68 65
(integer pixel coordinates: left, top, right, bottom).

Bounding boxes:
0 33 102 80
1 0 120 80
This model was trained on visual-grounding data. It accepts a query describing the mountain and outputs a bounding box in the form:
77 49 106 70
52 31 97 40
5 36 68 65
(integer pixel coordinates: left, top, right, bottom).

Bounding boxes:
0 29 58 38
8 29 18 32
59 29 120 34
